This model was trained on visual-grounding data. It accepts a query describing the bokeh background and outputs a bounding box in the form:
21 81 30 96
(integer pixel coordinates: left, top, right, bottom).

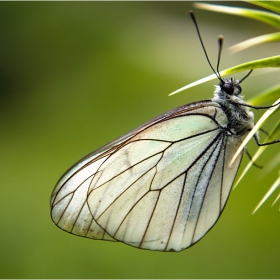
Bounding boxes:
0 1 279 278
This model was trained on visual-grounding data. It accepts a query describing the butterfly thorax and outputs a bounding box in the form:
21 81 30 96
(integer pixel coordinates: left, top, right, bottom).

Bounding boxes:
212 78 254 136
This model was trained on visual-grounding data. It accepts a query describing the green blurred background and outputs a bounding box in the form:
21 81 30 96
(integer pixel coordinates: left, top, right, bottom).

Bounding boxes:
0 1 279 278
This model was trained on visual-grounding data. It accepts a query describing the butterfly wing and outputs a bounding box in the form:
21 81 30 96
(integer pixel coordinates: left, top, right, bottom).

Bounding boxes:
51 101 243 251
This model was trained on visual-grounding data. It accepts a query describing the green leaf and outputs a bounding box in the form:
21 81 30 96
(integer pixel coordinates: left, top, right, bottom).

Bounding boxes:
253 176 280 213
169 55 280 95
194 2 280 29
247 1 280 14
224 55 280 73
247 83 280 105
229 32 280 53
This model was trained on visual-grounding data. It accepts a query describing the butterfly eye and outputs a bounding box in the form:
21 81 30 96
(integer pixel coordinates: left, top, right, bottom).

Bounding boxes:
221 83 234 95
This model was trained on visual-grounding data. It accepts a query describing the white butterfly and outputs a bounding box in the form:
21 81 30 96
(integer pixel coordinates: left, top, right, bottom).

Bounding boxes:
50 11 279 252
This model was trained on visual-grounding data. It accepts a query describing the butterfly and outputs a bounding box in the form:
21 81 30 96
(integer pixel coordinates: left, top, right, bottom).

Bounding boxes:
50 11 279 252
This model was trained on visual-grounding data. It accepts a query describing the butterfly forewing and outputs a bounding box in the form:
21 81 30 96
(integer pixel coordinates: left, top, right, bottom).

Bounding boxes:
50 101 243 251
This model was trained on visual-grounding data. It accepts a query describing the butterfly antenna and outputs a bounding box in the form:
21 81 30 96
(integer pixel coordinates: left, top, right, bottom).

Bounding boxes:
216 35 224 82
239 69 253 84
190 10 222 83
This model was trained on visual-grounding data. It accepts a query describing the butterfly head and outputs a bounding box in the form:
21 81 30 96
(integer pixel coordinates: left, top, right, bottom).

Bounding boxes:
213 77 245 105
220 78 242 96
